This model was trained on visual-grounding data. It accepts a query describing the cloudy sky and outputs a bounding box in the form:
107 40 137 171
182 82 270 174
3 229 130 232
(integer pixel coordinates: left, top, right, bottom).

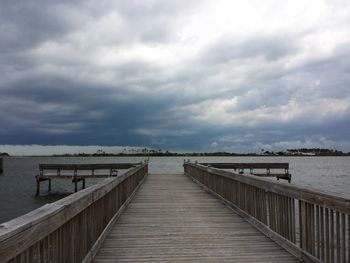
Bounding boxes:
1 0 350 154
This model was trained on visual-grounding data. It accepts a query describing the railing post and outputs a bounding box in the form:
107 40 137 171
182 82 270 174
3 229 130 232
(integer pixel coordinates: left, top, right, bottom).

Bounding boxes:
299 201 307 251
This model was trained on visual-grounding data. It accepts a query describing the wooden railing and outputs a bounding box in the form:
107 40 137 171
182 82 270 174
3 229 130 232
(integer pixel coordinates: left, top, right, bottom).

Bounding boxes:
184 162 350 263
200 162 291 182
36 162 142 195
0 163 148 263
39 163 141 176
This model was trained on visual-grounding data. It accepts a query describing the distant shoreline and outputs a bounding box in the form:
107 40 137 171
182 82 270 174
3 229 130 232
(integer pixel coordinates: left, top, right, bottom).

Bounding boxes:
3 153 350 158
2 148 350 158
2 148 349 158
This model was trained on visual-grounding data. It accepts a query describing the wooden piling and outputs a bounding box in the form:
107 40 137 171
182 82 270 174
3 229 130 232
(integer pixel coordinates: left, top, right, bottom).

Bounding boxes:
74 178 78 192
36 177 40 196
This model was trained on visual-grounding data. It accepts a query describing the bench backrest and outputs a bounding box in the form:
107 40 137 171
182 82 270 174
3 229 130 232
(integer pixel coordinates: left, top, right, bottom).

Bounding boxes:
39 163 142 172
200 162 289 169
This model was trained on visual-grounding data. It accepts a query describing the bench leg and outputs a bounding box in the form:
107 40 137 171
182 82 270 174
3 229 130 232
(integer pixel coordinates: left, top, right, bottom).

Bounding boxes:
48 179 51 191
74 179 78 192
82 179 85 189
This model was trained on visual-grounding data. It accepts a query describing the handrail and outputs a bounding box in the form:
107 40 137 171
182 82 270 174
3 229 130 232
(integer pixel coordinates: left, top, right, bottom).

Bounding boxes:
184 162 350 263
39 162 141 171
200 162 291 182
0 163 148 263
200 162 289 169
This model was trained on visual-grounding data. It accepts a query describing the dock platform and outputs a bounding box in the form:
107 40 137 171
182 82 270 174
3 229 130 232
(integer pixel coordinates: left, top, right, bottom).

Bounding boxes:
200 162 292 182
35 162 142 195
95 173 297 262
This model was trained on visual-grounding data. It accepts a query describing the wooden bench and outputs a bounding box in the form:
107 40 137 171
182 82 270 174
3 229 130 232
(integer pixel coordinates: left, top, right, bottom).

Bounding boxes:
199 162 291 182
36 162 143 195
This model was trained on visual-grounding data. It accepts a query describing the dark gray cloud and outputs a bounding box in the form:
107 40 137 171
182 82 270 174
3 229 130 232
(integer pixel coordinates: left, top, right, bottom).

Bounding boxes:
1 0 350 153
0 1 82 53
201 34 298 64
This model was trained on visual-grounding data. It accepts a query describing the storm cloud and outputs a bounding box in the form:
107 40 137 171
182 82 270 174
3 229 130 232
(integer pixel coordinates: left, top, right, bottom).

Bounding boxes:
1 0 350 153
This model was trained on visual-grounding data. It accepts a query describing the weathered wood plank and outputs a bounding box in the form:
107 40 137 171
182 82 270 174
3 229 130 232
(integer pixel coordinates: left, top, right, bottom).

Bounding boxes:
94 173 298 262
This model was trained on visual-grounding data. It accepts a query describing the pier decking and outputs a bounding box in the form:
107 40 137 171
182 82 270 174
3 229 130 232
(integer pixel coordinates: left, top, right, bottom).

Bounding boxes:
95 173 297 262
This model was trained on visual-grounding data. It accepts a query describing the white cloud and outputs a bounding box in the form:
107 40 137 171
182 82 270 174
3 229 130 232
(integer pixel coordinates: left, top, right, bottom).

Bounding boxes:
174 96 350 127
210 142 218 147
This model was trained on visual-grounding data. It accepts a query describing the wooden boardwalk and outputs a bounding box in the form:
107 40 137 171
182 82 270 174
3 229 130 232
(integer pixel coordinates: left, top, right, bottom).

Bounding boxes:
95 173 298 262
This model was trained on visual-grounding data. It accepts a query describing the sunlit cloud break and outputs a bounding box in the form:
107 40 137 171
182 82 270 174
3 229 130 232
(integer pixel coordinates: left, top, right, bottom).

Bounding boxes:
0 0 350 153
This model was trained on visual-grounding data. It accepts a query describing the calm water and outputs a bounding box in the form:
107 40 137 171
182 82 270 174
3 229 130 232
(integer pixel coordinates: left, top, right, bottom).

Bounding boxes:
0 156 349 223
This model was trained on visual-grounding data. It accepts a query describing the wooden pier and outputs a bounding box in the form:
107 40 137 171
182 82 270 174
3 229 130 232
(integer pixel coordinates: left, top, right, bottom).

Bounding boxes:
35 162 142 195
0 161 349 262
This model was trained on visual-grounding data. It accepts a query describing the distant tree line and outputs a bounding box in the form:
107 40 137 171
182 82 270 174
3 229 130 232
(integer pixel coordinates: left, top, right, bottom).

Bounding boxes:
50 148 350 157
286 148 348 156
3 148 349 157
